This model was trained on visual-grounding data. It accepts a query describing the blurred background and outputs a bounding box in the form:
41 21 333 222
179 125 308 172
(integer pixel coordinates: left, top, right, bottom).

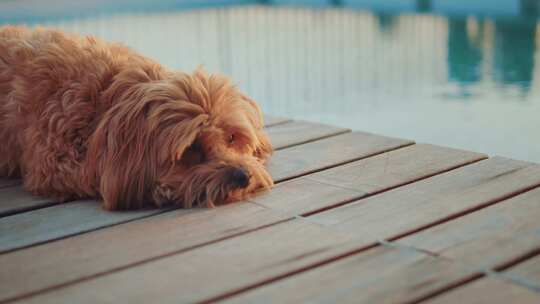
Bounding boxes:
1 0 539 162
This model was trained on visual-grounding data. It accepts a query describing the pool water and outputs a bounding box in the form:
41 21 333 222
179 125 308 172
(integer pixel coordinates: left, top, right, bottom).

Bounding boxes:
2 1 539 162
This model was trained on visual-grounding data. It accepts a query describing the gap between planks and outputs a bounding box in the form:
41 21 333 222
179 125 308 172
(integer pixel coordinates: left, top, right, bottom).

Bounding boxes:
199 242 381 304
300 155 487 217
418 277 540 304
0 207 172 254
386 181 540 242
405 273 486 304
272 141 415 183
392 263 540 304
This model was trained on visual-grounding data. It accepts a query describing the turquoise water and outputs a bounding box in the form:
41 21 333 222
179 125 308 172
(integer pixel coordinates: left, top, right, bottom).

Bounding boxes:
2 1 539 162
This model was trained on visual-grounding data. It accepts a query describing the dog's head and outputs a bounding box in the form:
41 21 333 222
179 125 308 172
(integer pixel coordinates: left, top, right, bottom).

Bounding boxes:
87 68 273 210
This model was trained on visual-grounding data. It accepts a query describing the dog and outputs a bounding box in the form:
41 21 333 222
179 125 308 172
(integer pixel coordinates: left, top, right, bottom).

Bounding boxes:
0 26 273 210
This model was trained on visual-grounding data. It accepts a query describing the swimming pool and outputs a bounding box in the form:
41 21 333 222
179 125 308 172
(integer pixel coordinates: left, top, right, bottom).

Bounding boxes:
2 0 539 162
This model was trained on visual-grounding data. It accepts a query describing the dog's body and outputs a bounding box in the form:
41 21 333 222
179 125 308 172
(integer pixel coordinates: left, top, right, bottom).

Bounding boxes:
0 26 273 210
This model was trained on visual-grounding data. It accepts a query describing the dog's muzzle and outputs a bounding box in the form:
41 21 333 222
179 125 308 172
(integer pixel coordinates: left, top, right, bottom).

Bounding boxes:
227 167 250 189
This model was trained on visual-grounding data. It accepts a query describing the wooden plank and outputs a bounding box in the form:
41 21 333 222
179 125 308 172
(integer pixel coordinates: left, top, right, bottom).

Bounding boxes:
307 144 486 195
425 277 540 304
262 115 291 127
269 131 414 182
0 143 482 253
0 218 362 303
222 246 476 304
505 254 540 288
265 120 349 150
309 158 540 243
251 178 362 216
0 201 166 253
0 179 20 189
398 187 540 269
251 144 486 215
0 187 56 217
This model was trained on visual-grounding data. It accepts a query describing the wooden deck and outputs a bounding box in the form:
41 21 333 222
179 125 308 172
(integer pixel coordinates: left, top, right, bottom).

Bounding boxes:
1 116 540 304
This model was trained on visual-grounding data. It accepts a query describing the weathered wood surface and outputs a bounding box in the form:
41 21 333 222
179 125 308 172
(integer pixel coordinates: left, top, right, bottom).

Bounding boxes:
5 154 540 301
0 187 57 217
425 277 540 304
223 245 476 304
0 201 166 253
12 219 365 304
398 187 540 270
265 120 349 150
0 203 292 303
269 131 414 182
504 254 540 288
252 144 485 215
307 144 486 195
2 159 540 302
309 158 540 242
2 116 540 304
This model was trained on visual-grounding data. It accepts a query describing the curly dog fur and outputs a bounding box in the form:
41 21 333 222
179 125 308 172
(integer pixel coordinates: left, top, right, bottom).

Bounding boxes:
0 26 273 210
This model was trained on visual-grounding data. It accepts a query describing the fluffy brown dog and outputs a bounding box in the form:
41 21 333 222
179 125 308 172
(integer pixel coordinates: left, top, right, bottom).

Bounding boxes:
0 26 273 210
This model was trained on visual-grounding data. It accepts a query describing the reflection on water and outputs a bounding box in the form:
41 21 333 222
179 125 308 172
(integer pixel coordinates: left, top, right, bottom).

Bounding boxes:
494 20 536 86
448 18 483 85
1 2 539 162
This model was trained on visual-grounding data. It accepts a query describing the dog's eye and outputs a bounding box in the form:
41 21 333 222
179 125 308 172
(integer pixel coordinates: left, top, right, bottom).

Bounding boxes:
228 134 235 145
180 141 205 166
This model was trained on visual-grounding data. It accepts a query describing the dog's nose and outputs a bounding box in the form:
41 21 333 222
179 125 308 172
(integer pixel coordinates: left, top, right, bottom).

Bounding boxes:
229 168 250 188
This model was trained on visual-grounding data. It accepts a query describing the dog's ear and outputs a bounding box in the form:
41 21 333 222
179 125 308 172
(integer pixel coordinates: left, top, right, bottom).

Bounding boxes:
237 93 273 160
86 98 159 210
254 130 273 161
86 88 208 210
